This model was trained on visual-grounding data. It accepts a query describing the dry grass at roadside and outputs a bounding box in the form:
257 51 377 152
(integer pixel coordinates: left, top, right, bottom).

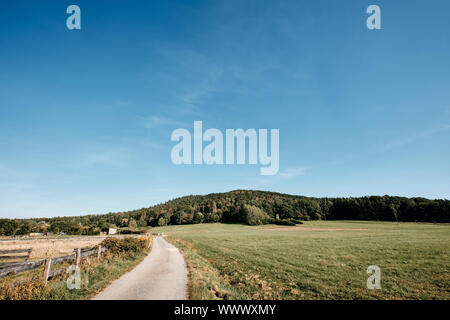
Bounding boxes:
171 238 245 300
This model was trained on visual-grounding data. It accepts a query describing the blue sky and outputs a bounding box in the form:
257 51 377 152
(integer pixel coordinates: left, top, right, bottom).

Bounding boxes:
1 0 449 218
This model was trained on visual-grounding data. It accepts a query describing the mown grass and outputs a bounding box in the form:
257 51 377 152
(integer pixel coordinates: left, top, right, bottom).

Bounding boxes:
156 221 450 300
0 237 153 300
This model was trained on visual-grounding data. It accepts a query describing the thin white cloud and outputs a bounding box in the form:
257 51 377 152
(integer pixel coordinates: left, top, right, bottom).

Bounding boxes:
313 123 450 171
181 84 215 107
144 116 186 129
84 154 124 166
279 167 307 179
382 124 450 152
254 167 307 188
81 148 129 166
67 145 131 167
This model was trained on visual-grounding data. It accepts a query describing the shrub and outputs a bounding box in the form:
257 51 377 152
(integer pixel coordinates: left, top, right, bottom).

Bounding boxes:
242 205 270 225
119 228 144 234
0 279 50 300
101 237 149 255
274 219 296 226
194 212 204 223
158 217 167 226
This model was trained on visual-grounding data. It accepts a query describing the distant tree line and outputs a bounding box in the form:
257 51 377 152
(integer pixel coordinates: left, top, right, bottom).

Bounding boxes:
0 190 449 236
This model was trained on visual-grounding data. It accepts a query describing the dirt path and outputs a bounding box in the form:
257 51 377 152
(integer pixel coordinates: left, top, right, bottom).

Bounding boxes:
92 236 187 300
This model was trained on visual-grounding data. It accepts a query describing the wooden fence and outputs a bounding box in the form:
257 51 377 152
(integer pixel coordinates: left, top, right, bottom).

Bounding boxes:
0 248 32 261
0 245 106 283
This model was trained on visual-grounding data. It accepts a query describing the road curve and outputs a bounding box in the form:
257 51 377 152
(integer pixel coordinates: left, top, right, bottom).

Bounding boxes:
92 236 187 300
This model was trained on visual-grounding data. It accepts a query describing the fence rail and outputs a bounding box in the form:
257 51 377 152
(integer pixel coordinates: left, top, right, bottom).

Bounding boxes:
0 249 32 255
0 248 32 263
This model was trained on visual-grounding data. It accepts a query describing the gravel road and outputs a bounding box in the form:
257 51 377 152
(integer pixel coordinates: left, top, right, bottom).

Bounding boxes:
92 236 187 300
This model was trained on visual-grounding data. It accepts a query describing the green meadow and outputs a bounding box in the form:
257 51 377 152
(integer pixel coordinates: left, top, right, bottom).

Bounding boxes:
156 221 449 300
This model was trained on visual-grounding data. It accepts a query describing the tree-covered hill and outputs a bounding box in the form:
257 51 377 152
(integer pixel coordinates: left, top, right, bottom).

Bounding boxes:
1 190 449 236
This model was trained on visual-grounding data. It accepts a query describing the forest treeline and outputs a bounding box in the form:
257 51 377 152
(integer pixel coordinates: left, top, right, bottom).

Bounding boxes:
1 190 449 235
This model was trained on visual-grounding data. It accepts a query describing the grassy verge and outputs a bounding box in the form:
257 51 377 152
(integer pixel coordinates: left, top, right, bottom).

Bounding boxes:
0 236 153 300
160 222 450 300
170 238 245 299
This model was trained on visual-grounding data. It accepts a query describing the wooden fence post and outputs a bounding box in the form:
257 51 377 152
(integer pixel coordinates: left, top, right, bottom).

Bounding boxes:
97 245 101 260
26 248 32 262
43 258 52 285
75 248 81 267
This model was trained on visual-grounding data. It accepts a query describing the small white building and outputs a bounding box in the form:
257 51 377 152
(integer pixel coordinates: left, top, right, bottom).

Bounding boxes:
108 228 117 235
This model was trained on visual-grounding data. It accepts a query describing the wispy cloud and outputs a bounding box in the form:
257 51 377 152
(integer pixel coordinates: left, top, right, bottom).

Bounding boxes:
144 116 186 129
146 44 223 115
279 167 307 179
83 153 126 166
181 84 216 107
313 124 450 171
382 124 450 152
73 146 131 167
253 167 307 189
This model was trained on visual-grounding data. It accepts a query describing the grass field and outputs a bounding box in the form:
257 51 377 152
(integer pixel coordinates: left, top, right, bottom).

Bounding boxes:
155 221 449 300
